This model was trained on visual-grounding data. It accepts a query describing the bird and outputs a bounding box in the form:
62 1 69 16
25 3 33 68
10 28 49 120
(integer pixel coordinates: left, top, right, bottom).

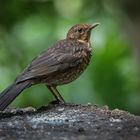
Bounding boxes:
0 23 99 111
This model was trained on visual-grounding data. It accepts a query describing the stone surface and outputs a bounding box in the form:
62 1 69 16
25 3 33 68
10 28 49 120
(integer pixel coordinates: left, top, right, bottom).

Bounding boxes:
0 104 140 140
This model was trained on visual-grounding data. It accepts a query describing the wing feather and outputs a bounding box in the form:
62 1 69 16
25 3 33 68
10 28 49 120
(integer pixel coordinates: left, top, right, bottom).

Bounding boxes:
16 40 83 83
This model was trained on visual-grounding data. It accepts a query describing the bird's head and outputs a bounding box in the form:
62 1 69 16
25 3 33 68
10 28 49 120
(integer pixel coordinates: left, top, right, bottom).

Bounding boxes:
67 23 99 43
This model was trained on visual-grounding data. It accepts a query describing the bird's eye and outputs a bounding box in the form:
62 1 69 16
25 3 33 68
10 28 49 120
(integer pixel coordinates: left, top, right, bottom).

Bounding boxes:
77 28 83 33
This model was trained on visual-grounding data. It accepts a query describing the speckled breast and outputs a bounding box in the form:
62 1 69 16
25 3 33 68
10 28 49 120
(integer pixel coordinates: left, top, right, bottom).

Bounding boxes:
47 43 92 86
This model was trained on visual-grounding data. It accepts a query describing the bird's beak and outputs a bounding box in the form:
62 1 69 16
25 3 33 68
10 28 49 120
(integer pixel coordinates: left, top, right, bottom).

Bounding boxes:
89 23 100 30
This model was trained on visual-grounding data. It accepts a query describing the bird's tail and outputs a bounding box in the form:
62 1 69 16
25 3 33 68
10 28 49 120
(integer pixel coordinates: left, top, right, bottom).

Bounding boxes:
0 81 32 111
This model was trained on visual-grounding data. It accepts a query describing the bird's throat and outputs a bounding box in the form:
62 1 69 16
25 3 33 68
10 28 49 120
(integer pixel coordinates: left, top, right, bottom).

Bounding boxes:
77 39 90 47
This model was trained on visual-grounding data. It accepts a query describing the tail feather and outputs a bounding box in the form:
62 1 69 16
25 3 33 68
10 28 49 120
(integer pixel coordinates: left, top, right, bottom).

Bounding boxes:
0 81 31 111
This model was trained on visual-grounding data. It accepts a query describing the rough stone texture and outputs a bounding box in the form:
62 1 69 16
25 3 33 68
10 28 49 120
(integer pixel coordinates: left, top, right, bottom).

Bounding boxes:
0 104 140 140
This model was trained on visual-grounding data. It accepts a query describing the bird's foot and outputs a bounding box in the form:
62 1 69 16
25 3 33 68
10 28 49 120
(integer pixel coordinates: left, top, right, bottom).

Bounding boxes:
50 100 65 105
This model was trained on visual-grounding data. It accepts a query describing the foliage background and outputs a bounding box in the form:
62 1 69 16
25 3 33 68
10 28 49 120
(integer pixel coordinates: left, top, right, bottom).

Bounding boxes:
0 0 140 115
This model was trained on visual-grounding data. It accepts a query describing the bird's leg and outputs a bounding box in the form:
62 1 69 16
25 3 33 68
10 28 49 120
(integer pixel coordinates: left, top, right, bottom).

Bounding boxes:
47 85 65 104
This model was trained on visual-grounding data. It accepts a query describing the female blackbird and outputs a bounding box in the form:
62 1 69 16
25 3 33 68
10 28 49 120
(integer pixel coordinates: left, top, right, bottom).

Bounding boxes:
0 23 99 111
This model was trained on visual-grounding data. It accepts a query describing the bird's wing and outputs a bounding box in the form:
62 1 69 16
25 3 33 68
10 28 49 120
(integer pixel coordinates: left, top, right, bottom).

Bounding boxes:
16 40 83 83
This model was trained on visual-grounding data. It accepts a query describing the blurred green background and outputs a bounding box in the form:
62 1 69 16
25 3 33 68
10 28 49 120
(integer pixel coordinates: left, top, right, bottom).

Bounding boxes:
0 0 140 115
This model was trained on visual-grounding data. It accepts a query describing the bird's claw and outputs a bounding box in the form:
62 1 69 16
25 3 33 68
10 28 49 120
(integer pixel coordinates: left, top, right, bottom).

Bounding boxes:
50 100 65 105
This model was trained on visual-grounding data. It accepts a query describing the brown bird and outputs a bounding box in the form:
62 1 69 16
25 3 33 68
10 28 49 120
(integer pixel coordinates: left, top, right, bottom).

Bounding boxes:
0 23 99 111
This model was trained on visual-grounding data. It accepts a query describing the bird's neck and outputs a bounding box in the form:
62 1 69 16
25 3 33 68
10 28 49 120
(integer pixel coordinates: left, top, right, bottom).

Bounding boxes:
77 39 89 44
66 38 91 48
77 39 91 48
